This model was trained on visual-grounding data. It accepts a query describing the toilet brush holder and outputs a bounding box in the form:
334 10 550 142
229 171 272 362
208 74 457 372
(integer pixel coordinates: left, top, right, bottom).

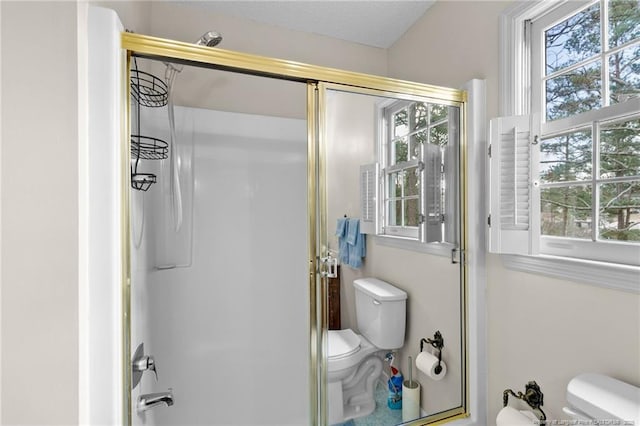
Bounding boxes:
402 356 421 421
402 380 420 422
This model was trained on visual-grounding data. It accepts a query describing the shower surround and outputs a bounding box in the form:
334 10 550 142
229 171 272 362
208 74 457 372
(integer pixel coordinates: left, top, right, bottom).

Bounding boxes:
131 105 310 425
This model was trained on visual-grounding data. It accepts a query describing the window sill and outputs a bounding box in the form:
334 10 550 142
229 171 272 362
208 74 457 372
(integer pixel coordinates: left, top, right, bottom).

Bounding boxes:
501 254 640 294
374 235 455 257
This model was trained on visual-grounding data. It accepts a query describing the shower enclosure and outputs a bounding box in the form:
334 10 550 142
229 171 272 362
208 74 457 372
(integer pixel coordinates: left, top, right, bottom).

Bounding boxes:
122 32 468 426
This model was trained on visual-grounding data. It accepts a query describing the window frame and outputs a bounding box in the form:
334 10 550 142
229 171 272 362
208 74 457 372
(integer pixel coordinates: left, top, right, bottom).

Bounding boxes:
537 110 640 265
498 0 640 289
382 100 424 240
376 98 460 254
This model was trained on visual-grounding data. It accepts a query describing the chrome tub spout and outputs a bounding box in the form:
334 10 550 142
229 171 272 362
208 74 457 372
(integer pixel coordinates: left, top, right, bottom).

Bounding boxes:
137 388 174 413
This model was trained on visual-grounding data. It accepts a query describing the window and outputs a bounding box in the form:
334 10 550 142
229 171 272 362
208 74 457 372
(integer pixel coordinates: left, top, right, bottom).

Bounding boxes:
375 100 459 247
494 0 640 269
532 0 640 120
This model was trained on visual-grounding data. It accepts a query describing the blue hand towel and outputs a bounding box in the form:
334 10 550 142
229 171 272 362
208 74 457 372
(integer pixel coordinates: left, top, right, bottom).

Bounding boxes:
336 217 347 238
348 234 366 268
358 231 366 258
348 241 363 268
346 218 359 245
346 218 366 269
336 218 349 264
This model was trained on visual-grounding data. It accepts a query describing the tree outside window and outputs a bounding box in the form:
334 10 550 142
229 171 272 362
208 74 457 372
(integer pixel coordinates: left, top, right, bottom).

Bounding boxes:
539 0 640 242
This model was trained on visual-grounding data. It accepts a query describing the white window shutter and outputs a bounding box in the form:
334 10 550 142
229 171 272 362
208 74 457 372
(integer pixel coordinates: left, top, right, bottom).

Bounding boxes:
360 163 379 235
424 143 443 243
488 115 540 255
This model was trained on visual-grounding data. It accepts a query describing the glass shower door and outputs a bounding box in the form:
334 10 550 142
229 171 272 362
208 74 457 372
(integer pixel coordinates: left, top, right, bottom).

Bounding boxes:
318 84 467 425
128 58 311 425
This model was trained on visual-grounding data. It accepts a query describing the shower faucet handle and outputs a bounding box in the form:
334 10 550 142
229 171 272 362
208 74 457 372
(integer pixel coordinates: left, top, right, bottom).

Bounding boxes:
134 355 158 381
132 343 158 389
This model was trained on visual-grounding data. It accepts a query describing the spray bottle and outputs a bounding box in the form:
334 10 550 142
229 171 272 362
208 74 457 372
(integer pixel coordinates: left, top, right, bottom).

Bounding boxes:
385 353 403 410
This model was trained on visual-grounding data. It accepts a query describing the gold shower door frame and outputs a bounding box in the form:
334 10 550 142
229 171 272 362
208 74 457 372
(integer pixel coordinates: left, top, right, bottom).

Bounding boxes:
121 32 468 426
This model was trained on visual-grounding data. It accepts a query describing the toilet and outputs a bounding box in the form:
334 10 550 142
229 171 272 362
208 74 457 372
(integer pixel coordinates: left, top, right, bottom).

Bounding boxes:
327 277 407 425
564 373 640 424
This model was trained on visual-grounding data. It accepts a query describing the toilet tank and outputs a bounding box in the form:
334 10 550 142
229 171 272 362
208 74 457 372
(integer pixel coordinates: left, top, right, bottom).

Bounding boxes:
354 278 407 349
566 373 640 424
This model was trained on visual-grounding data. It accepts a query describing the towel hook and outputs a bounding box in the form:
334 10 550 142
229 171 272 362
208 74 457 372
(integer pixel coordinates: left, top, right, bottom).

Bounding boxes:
420 330 444 374
503 381 546 422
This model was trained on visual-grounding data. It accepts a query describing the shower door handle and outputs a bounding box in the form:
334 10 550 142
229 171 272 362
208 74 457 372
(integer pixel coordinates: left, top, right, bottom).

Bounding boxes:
451 248 464 265
320 255 338 278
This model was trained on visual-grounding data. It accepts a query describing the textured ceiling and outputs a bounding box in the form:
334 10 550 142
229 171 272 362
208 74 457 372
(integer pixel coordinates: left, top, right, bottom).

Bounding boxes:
176 1 436 48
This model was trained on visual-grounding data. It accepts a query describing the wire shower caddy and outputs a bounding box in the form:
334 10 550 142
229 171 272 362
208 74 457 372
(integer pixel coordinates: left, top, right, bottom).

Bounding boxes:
130 69 168 107
130 61 169 191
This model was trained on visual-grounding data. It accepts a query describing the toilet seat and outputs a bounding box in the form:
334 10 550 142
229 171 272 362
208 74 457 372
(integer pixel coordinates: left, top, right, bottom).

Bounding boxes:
328 329 361 360
327 329 377 374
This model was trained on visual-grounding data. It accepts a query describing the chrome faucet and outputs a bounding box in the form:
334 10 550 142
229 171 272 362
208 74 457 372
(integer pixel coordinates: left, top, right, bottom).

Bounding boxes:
137 388 174 413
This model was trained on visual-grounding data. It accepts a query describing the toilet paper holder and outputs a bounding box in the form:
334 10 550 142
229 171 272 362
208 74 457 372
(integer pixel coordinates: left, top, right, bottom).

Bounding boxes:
420 331 444 375
503 381 547 422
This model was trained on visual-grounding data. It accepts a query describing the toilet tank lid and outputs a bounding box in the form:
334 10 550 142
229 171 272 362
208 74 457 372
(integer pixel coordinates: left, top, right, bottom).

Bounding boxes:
566 373 640 423
354 278 407 301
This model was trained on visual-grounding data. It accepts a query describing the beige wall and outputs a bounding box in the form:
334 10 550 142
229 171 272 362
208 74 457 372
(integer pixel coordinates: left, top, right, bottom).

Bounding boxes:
486 255 640 423
324 89 375 334
1 2 79 424
388 1 503 121
389 1 640 423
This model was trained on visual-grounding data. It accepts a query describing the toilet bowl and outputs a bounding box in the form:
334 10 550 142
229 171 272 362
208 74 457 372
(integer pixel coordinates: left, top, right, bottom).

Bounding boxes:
327 278 407 425
327 329 382 424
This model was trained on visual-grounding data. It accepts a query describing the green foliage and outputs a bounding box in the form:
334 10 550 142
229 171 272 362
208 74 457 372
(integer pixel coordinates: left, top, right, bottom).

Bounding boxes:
601 228 640 241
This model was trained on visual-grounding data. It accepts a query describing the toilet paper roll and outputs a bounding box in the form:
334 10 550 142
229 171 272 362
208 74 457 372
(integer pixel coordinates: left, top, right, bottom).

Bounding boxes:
416 351 447 381
402 380 421 422
496 406 540 425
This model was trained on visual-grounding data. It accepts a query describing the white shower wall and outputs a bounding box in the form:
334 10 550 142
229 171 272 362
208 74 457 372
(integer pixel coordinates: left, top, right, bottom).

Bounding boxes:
131 105 309 425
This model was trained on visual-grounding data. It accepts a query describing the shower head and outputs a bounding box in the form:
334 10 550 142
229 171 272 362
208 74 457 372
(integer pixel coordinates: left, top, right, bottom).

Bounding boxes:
195 31 222 47
163 31 222 75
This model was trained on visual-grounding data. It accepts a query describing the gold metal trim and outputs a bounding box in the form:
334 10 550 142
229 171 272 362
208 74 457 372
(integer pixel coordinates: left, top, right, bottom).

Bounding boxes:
432 412 470 425
122 33 465 103
405 407 468 425
122 51 133 425
317 82 329 426
307 82 319 426
460 97 471 418
401 407 468 426
416 411 470 426
320 82 465 107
